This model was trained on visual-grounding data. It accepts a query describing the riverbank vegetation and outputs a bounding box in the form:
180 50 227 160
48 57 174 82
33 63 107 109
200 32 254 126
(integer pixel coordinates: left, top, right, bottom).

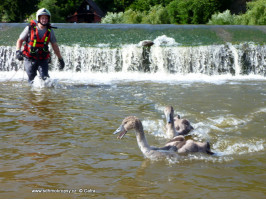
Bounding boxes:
101 0 265 25
0 0 265 25
208 0 265 25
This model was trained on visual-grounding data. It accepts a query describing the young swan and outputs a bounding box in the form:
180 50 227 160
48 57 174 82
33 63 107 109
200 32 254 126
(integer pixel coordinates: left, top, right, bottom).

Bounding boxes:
113 116 179 160
164 106 214 155
165 135 214 155
174 114 194 136
164 106 194 138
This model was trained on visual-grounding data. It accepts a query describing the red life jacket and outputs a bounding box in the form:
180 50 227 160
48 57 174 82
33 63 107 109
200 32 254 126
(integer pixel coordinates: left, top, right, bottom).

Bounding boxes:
22 20 51 60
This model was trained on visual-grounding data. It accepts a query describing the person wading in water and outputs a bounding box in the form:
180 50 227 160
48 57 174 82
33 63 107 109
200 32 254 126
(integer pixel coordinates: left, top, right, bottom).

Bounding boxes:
16 8 65 83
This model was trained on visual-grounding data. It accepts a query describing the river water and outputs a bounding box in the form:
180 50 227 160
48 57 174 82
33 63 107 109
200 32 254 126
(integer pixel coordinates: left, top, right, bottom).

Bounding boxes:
0 24 266 198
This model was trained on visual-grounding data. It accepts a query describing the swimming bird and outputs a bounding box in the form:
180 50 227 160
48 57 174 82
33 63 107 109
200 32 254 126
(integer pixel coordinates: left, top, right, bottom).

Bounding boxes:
113 116 179 160
174 114 194 135
164 106 194 138
164 135 213 154
164 106 214 155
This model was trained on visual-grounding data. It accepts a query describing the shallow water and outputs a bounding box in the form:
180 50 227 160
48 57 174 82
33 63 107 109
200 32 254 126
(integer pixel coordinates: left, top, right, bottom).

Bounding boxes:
0 72 265 198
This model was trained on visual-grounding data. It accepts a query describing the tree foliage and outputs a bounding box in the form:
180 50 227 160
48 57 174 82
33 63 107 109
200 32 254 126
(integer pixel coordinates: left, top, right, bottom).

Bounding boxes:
101 12 125 23
166 0 223 24
141 5 169 24
208 10 237 25
0 0 265 25
0 0 82 22
0 0 39 22
208 0 266 25
129 0 172 11
241 0 266 25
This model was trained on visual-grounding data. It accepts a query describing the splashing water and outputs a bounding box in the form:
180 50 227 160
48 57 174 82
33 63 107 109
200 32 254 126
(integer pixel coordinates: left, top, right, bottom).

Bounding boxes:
31 77 59 89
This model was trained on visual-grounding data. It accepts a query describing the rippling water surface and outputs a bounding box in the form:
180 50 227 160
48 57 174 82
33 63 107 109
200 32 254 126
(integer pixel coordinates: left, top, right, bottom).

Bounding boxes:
0 72 265 198
1 23 265 46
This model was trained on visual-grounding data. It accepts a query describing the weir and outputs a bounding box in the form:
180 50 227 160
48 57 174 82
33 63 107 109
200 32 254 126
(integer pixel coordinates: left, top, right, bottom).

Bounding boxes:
0 24 265 76
0 41 265 76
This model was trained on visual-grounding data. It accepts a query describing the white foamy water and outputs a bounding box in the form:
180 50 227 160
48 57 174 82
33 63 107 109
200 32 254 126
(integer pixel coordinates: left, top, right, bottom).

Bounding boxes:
142 119 165 138
153 35 180 46
1 35 265 76
1 71 265 85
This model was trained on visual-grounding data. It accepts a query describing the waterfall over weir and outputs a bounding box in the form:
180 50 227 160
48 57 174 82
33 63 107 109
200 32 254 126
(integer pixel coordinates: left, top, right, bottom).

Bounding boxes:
0 38 265 76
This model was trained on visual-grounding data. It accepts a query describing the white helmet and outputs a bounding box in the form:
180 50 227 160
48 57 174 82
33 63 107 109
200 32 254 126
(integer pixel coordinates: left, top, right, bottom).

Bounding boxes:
36 8 51 23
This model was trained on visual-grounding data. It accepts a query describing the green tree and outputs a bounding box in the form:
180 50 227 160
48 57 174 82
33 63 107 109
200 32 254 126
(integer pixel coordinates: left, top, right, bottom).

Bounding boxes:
166 0 223 24
114 0 135 11
208 0 266 25
101 12 124 23
0 0 39 22
241 0 266 25
102 5 170 24
142 5 169 24
208 10 237 25
56 0 83 19
166 0 183 24
190 0 221 24
123 9 143 23
129 0 172 11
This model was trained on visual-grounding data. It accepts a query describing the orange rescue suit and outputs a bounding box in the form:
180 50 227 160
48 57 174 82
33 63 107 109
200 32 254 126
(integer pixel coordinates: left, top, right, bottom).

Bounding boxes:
22 20 51 60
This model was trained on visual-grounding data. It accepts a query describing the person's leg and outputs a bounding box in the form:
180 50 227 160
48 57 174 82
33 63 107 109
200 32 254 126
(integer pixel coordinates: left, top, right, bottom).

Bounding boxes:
24 58 38 83
38 59 50 80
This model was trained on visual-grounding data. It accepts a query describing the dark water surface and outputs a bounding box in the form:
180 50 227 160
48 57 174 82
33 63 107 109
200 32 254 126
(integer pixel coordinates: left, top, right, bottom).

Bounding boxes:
0 73 265 198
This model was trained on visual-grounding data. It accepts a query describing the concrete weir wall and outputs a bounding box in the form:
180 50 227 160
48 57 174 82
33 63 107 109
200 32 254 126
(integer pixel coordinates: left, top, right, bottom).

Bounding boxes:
0 43 265 76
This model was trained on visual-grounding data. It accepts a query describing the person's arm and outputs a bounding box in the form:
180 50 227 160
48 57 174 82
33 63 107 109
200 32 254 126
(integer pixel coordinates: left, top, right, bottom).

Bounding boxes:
16 38 24 50
16 25 29 50
51 42 65 70
51 42 63 60
50 29 64 70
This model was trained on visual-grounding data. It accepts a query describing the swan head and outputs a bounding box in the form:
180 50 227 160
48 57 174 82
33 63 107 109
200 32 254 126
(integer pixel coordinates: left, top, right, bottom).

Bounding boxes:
164 106 174 123
174 116 194 135
113 116 143 139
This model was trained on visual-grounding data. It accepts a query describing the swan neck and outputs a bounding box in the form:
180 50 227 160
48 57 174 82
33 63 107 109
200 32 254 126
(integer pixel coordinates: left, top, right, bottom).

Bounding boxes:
166 122 177 138
135 127 150 153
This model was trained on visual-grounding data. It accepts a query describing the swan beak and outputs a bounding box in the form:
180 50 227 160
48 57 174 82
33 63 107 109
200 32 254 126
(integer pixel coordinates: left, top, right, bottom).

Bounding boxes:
113 125 127 139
